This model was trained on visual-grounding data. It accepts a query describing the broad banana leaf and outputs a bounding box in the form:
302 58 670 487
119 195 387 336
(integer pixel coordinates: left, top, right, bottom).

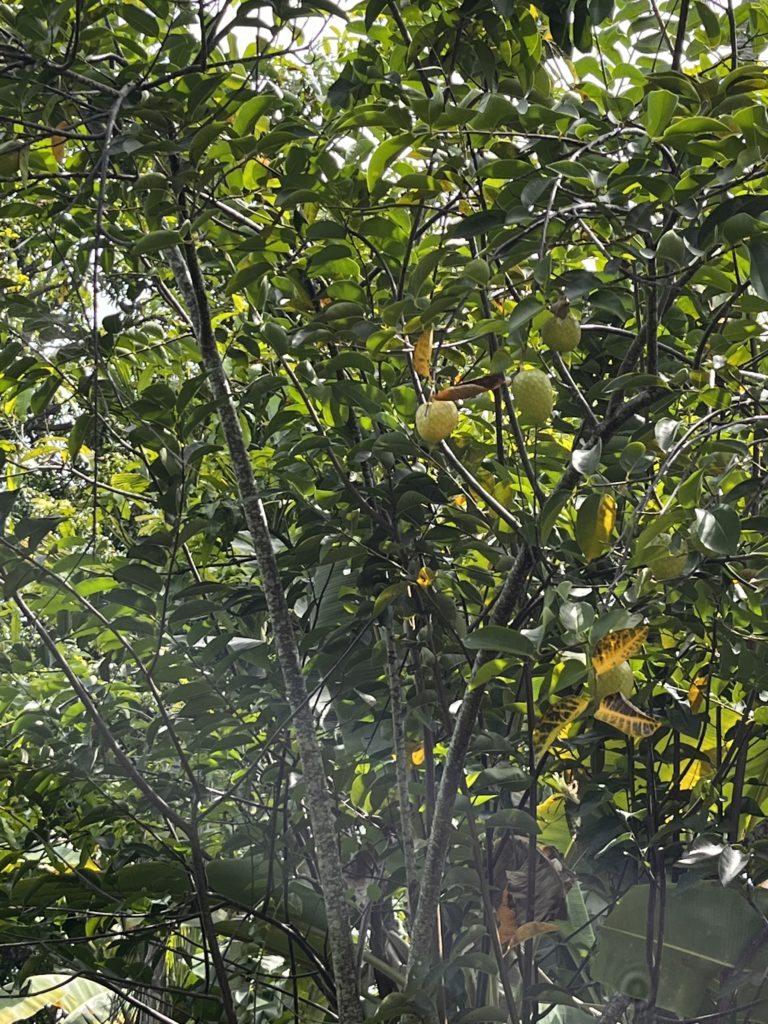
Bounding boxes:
0 974 125 1024
591 881 768 1021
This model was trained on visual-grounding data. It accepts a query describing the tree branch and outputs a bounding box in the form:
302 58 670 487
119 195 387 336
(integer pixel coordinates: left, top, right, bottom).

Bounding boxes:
171 241 364 1024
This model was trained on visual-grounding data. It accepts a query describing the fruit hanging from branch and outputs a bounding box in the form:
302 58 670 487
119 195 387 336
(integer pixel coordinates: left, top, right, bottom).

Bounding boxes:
541 296 581 353
512 368 554 426
649 535 688 581
594 659 634 699
415 400 459 444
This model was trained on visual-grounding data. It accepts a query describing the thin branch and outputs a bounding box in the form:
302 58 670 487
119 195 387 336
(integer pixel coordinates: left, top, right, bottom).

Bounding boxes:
382 625 417 923
9 588 188 835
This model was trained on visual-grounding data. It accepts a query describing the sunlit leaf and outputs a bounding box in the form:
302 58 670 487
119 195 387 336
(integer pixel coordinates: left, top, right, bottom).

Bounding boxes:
594 692 660 739
591 626 649 674
533 696 590 762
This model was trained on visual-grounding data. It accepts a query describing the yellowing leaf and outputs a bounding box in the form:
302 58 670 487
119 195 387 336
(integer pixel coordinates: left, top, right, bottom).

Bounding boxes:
51 121 68 165
533 696 590 762
688 674 709 712
576 492 616 561
659 628 677 649
594 692 660 739
496 885 560 947
591 625 649 675
410 745 425 766
679 748 715 790
514 921 560 944
413 326 433 377
496 885 518 945
416 566 436 588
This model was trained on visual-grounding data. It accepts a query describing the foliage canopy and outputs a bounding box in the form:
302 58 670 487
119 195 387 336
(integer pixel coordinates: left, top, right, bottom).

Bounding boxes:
0 0 768 1022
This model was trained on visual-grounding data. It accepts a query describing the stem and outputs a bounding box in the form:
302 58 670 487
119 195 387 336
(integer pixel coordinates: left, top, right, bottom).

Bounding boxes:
671 0 690 70
406 547 532 974
175 243 363 1024
382 625 418 922
189 835 239 1024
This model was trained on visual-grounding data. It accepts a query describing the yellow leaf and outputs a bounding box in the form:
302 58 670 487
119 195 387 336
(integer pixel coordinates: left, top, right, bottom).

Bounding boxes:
416 566 436 588
496 884 518 946
591 625 649 675
51 121 68 165
688 674 709 712
576 492 616 561
533 696 590 762
594 691 660 739
679 748 715 790
413 326 433 377
513 921 560 945
410 745 425 766
659 628 678 649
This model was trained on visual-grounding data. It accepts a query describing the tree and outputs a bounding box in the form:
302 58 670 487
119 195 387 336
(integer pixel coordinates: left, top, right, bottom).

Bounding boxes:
0 1 767 1022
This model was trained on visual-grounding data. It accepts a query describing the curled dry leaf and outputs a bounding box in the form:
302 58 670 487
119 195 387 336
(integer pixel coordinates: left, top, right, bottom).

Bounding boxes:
413 326 433 377
434 372 505 402
493 836 572 924
496 885 561 947
51 121 69 165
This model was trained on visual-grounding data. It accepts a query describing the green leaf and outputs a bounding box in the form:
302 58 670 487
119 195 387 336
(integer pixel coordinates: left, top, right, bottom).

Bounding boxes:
189 121 228 165
483 808 538 832
693 506 740 555
662 116 733 140
591 882 768 1018
132 229 183 255
643 90 678 137
748 235 768 300
451 952 498 974
367 134 415 193
464 626 534 657
373 580 408 616
540 489 571 542
507 296 542 331
470 94 517 130
469 657 512 690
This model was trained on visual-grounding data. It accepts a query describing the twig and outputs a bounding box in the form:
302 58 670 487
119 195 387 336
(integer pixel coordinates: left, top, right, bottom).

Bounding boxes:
9 589 188 834
382 625 417 923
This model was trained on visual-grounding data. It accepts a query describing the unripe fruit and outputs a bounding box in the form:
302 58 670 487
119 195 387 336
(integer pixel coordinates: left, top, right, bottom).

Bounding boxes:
464 257 491 285
415 400 459 444
649 548 688 581
647 534 688 580
595 660 634 698
541 313 581 352
512 369 554 426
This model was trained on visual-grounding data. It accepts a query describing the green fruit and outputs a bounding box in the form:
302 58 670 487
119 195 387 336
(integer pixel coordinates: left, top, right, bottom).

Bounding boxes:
415 400 459 444
595 660 634 698
463 258 491 285
541 313 581 353
650 548 688 581
511 369 554 426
